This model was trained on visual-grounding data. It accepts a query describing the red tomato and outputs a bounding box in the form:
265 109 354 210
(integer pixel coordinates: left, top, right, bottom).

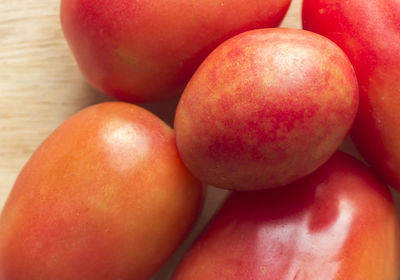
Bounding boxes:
175 28 358 191
0 102 203 280
173 152 400 280
303 0 400 191
60 0 291 102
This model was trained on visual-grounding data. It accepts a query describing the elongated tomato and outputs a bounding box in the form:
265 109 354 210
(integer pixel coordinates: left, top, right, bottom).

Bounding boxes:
175 28 358 191
302 0 400 190
0 102 203 280
173 152 400 280
60 0 292 102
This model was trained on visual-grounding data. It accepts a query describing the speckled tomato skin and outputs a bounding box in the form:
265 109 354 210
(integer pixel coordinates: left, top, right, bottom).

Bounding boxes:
302 0 400 191
173 152 400 280
0 102 203 280
175 28 358 191
60 0 292 103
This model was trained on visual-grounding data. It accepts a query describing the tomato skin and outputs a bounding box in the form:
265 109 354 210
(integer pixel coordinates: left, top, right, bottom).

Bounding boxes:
302 0 400 190
173 152 400 280
60 0 291 103
0 102 203 280
175 28 358 191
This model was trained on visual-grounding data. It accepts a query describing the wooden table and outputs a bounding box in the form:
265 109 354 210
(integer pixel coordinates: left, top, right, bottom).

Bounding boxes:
1 0 396 279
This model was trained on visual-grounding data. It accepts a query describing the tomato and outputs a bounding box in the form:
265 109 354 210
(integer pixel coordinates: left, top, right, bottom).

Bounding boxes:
173 152 400 280
175 28 358 190
303 0 400 191
0 102 203 280
60 0 291 102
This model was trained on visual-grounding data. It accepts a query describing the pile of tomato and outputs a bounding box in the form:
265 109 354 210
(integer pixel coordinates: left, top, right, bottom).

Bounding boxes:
0 0 399 279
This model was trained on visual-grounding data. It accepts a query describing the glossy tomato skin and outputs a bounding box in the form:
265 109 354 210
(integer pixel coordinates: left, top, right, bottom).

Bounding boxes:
0 102 203 280
303 0 400 190
175 28 358 191
173 152 400 280
60 0 291 103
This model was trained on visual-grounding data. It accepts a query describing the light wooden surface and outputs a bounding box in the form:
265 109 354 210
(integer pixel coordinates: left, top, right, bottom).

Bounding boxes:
2 1 395 279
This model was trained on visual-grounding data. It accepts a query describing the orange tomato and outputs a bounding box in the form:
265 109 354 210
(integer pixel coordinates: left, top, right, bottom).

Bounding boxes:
0 102 203 280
